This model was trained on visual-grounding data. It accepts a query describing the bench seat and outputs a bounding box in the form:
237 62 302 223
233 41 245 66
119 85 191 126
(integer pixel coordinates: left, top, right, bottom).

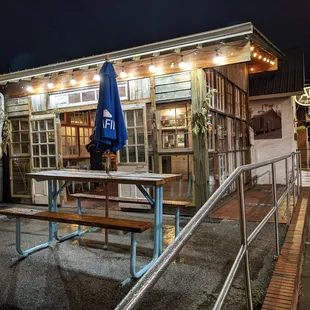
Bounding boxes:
70 193 192 207
0 208 152 233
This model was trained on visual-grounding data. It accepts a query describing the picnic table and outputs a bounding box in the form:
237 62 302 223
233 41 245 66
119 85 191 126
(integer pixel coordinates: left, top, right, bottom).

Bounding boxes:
0 169 181 285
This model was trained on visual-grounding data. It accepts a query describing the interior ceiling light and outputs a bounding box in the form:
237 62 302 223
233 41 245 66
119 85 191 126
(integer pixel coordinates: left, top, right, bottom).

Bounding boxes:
70 74 77 86
120 67 127 78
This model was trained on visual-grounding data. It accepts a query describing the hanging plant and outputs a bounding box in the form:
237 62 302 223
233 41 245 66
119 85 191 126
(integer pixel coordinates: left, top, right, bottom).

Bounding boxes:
1 110 11 155
192 89 217 136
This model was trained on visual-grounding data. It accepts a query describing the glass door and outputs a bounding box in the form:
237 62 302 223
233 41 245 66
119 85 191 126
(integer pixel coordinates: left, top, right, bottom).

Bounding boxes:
30 114 58 205
118 103 149 209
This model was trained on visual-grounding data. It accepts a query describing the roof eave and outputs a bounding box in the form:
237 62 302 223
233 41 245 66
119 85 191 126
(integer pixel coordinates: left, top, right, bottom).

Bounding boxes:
0 22 254 84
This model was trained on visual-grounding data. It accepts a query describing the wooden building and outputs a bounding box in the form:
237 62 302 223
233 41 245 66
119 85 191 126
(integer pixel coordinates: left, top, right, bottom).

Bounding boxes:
0 22 282 208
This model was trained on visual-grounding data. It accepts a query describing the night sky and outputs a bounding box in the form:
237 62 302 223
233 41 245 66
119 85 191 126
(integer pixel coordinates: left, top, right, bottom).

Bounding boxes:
0 0 309 79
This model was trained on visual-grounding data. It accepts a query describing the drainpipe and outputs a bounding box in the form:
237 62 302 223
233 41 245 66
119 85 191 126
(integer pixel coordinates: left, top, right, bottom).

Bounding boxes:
0 92 4 202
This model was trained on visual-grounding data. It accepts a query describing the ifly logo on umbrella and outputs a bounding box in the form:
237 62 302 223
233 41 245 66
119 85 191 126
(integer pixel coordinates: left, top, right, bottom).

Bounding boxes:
103 109 115 130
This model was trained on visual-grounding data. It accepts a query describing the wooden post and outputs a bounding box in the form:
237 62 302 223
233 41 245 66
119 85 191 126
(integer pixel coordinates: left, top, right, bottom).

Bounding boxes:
191 69 209 209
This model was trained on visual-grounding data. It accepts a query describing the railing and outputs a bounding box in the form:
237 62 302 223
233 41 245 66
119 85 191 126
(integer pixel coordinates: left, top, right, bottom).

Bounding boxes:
298 148 310 168
116 152 302 310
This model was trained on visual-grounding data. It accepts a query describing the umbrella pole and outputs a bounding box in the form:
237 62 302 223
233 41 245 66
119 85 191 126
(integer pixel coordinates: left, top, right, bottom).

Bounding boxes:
104 182 109 250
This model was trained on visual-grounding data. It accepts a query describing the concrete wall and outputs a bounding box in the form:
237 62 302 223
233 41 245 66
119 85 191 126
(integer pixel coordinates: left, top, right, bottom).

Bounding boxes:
250 96 297 184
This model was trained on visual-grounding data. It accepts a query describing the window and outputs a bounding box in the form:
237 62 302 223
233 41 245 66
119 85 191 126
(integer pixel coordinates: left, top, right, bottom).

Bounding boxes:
241 92 247 120
61 126 78 157
31 119 57 168
79 127 92 157
161 154 193 201
208 112 215 151
11 119 30 155
10 119 31 197
70 111 89 125
159 103 192 150
226 82 233 115
206 70 215 108
234 88 241 118
215 74 225 112
119 109 146 163
217 115 227 151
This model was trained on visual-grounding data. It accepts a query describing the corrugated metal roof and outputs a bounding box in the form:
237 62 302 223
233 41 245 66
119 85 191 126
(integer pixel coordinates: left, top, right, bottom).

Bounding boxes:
249 49 304 97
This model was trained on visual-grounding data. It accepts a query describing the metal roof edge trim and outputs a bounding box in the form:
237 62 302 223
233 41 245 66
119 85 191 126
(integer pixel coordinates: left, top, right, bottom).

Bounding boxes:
0 22 254 83
249 90 304 100
251 26 284 58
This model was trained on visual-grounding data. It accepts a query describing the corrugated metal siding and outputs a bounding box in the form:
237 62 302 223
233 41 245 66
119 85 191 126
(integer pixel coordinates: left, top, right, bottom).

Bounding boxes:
249 49 304 97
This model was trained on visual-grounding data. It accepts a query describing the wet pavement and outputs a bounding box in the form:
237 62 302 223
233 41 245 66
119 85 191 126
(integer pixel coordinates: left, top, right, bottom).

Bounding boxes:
0 205 287 310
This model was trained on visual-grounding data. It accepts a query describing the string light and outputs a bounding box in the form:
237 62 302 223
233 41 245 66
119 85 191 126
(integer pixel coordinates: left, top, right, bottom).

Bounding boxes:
263 57 266 62
27 86 34 93
179 56 186 69
93 70 100 82
48 78 54 89
70 74 77 86
250 68 254 72
170 62 175 68
253 53 257 57
213 52 225 65
258 55 262 59
149 60 156 73
120 67 127 78
250 46 254 51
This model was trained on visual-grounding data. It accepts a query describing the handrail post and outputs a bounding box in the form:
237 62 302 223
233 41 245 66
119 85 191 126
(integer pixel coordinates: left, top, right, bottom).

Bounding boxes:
299 151 302 191
296 153 300 195
237 173 253 310
292 155 296 208
285 158 291 225
272 163 280 258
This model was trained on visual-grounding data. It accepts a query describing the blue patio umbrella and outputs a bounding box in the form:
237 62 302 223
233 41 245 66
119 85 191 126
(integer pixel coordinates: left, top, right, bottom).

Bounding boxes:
93 59 128 160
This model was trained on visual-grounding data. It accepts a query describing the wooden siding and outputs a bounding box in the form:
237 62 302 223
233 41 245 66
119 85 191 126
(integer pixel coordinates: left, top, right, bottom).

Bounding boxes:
6 97 29 117
155 71 191 102
31 94 47 112
215 63 248 92
129 78 150 100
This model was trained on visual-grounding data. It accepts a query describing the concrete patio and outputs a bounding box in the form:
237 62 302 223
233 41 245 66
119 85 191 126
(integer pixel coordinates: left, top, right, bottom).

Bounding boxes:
0 203 287 310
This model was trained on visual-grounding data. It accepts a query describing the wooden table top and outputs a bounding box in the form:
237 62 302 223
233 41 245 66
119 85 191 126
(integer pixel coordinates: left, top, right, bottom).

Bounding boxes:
27 169 182 186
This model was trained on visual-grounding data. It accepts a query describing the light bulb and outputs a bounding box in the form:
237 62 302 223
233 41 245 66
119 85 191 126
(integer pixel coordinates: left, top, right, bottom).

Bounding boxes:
250 46 254 51
253 53 257 57
250 68 254 72
263 57 267 62
258 55 262 59
27 86 34 93
48 81 54 89
170 62 175 68
93 73 100 82
213 54 224 65
70 76 77 86
120 67 127 78
179 56 186 69
149 62 156 73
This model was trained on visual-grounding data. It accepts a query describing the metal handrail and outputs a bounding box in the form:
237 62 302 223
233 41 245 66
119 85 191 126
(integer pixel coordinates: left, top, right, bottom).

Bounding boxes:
116 152 301 310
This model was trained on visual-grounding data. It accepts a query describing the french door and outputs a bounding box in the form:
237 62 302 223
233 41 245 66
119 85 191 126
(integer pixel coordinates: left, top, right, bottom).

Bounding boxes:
117 103 149 209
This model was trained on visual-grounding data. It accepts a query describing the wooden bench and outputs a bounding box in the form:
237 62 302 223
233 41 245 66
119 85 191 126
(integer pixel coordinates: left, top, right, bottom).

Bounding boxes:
70 193 188 237
0 207 152 285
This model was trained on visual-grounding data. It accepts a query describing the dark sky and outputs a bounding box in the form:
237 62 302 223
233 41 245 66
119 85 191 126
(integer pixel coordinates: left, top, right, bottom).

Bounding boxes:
0 0 309 79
